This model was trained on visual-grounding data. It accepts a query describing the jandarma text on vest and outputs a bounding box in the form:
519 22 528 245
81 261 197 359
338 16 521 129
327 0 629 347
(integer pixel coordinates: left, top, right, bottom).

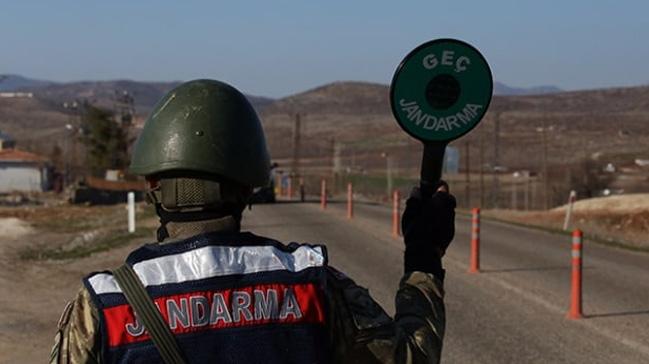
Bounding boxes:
102 283 326 346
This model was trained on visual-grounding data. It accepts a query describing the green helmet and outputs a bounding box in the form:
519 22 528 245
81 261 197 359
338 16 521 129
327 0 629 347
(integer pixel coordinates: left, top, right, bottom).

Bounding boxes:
129 79 271 188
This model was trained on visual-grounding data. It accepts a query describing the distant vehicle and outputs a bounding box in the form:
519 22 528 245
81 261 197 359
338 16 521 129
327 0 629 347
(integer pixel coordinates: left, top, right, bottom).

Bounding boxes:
250 162 278 203
251 182 276 203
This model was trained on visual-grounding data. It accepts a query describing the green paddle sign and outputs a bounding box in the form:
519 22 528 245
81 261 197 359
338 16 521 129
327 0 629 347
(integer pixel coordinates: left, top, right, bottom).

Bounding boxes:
390 39 493 142
390 39 493 190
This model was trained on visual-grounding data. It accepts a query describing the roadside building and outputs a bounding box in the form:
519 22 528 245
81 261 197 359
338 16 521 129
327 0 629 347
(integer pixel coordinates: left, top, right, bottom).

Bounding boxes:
72 175 145 205
0 133 51 193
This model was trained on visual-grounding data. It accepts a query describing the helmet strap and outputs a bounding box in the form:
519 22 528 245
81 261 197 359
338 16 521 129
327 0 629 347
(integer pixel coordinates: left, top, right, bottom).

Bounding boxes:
147 176 249 212
154 203 242 242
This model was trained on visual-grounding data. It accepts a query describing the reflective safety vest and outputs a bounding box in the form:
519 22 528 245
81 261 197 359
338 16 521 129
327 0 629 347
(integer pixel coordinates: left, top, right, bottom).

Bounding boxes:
84 232 331 364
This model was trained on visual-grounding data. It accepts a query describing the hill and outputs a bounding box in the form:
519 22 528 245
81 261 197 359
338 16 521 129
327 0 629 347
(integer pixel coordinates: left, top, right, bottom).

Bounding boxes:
494 82 562 96
1 74 559 114
259 82 399 167
0 96 71 159
2 78 649 207
492 193 649 249
264 81 389 115
28 80 180 114
260 80 562 115
553 193 649 213
493 85 649 113
0 77 274 115
261 82 649 167
0 75 53 91
27 80 274 115
259 82 649 208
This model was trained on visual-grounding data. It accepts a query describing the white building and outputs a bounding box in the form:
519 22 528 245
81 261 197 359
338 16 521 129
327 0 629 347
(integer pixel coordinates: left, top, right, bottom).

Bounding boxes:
0 92 34 98
0 133 50 193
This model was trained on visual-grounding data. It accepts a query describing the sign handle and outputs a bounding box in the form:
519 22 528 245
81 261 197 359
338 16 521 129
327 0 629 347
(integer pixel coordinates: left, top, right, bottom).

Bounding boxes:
420 142 447 196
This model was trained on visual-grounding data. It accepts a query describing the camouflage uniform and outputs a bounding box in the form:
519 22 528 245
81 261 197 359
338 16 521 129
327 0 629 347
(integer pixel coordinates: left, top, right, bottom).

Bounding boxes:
50 224 445 364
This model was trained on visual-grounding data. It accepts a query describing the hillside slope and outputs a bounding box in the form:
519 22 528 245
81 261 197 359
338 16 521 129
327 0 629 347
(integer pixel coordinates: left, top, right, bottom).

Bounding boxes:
261 82 649 170
22 80 274 115
1 80 649 191
0 75 53 91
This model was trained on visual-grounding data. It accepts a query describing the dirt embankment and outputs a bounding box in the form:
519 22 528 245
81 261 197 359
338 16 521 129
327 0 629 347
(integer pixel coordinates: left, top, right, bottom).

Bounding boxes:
0 203 158 363
486 194 649 250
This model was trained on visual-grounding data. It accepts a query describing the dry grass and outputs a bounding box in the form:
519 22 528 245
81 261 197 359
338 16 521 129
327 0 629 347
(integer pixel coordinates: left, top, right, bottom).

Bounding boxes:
486 194 649 250
0 203 158 260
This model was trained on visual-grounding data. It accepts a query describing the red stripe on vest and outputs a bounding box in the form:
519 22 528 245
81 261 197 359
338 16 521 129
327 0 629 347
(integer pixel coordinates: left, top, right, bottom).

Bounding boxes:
103 282 326 348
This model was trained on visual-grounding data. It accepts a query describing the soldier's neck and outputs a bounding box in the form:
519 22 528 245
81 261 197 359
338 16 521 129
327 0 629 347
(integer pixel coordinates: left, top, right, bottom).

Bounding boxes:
160 216 240 243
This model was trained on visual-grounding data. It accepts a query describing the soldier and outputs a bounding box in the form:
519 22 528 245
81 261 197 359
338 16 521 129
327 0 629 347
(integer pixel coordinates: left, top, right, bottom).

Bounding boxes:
50 79 455 364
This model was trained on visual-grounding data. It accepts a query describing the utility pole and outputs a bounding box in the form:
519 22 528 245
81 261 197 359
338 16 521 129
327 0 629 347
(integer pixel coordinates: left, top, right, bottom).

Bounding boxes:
479 125 485 208
511 175 518 210
531 177 537 210
113 90 135 172
542 118 549 210
332 138 341 194
524 174 530 210
114 90 135 127
382 152 393 200
492 112 501 208
63 101 80 186
291 113 302 180
464 141 471 207
387 155 393 199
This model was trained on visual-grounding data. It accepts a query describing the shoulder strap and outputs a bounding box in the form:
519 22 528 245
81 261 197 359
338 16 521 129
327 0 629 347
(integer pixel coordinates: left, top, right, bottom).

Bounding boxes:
113 264 187 364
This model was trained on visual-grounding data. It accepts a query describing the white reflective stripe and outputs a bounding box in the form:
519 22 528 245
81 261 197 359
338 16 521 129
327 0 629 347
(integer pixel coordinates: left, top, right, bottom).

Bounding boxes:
88 245 325 295
88 273 122 294
572 250 581 258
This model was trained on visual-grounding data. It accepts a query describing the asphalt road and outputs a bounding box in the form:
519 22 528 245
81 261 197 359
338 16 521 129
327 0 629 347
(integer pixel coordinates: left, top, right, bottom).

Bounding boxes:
242 200 649 363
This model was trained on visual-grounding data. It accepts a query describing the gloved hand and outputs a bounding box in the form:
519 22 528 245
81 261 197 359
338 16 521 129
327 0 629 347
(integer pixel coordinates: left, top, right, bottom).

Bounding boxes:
401 182 456 281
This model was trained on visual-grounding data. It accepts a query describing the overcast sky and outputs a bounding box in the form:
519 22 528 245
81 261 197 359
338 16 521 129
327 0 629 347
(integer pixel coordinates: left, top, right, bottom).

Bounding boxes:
2 0 648 97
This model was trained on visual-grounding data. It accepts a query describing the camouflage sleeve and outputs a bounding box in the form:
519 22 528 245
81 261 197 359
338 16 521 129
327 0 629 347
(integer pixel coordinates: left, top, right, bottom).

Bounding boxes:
49 286 102 364
328 268 445 364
